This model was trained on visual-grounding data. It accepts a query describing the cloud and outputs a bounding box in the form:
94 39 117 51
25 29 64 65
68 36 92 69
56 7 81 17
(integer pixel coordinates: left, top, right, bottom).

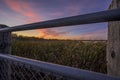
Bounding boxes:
38 29 107 40
4 0 72 39
75 29 107 40
2 0 108 40
4 0 41 23
38 29 69 39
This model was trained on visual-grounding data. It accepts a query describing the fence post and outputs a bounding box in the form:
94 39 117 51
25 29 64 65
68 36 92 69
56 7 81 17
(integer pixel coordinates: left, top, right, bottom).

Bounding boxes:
107 0 120 77
0 25 11 80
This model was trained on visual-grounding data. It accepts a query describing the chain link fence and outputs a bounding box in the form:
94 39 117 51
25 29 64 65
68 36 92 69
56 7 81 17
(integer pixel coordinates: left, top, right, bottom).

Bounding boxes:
0 57 66 80
0 7 120 80
0 54 119 80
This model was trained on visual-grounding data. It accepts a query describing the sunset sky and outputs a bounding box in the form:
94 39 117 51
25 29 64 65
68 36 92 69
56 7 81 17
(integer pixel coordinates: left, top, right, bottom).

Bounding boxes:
0 0 112 40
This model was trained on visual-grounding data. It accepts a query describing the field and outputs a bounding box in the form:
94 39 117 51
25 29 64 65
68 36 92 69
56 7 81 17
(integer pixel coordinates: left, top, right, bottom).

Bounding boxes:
12 40 107 73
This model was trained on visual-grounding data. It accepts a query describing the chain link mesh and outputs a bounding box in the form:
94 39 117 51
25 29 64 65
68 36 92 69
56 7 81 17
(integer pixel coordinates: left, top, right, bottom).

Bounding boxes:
0 58 69 80
0 58 10 80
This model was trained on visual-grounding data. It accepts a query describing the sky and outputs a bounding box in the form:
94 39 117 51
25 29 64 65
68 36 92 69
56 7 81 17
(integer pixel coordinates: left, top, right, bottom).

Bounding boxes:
0 0 112 40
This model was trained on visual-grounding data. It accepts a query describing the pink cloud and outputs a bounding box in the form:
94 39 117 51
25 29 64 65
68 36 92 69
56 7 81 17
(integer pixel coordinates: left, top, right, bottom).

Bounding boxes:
4 0 42 23
4 0 70 39
3 0 107 40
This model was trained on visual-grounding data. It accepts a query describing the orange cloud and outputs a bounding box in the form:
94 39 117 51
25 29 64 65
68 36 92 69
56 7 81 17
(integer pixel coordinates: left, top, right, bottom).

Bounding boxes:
5 0 63 39
5 0 67 39
38 29 69 39
4 0 41 23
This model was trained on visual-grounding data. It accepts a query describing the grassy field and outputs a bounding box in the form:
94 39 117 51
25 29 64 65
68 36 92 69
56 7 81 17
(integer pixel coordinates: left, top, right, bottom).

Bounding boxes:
12 40 107 73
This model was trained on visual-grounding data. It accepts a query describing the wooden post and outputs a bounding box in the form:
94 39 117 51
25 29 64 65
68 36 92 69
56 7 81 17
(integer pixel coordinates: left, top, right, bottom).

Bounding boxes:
107 0 120 77
0 25 11 80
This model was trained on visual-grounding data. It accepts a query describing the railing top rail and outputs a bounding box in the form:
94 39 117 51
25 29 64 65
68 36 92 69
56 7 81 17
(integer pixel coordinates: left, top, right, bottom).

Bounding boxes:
0 54 119 80
0 8 120 32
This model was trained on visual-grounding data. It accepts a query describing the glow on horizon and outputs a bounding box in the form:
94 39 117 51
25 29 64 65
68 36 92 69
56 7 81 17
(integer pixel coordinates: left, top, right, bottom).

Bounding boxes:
0 0 112 40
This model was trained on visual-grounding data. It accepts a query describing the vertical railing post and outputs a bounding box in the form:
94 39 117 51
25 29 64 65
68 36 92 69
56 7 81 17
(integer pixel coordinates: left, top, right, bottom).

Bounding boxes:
107 0 120 77
0 25 11 80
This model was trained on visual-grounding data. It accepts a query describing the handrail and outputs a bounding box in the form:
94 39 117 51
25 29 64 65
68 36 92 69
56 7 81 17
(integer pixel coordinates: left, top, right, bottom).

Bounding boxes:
0 8 120 32
0 54 119 80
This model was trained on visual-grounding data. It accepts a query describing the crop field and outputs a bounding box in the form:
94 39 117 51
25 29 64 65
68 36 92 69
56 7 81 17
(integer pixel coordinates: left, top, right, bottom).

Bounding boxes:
12 40 107 73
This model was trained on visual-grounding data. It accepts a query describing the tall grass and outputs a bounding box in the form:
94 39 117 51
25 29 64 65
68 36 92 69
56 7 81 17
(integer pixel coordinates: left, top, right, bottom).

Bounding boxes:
12 40 107 73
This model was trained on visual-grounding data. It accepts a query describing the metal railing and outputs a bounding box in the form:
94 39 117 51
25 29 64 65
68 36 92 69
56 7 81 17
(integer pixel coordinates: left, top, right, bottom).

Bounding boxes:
0 8 120 80
0 8 120 32
0 54 119 80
